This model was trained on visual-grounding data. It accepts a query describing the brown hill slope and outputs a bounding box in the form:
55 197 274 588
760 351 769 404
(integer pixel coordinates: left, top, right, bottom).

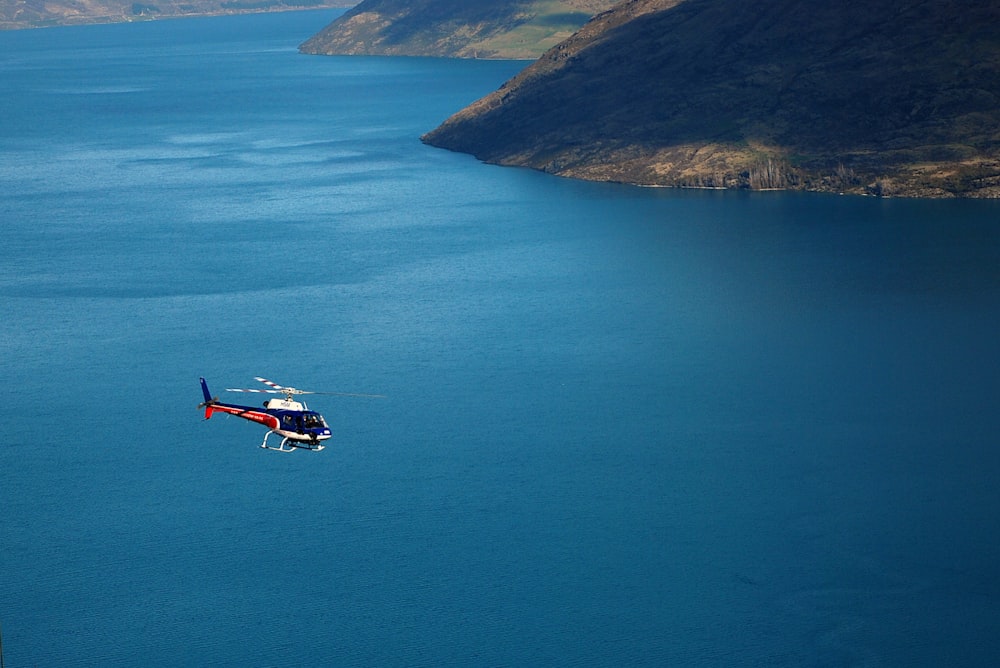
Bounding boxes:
0 0 346 30
422 0 1000 197
299 0 617 59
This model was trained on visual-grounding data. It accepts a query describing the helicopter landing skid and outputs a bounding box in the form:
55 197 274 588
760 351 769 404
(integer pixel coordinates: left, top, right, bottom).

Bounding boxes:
260 432 325 453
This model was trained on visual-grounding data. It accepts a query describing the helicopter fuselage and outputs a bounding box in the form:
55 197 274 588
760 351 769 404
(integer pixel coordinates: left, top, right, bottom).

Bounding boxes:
199 378 331 449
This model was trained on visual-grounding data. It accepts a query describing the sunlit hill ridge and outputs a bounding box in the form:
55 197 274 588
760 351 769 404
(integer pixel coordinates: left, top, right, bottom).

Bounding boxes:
299 0 617 59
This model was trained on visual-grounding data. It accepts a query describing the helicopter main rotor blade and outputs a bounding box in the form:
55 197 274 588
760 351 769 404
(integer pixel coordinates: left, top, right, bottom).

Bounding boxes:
221 377 384 399
225 388 284 394
254 377 311 393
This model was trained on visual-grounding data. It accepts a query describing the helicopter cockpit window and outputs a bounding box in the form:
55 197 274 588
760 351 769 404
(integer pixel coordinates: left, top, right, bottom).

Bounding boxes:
303 413 326 428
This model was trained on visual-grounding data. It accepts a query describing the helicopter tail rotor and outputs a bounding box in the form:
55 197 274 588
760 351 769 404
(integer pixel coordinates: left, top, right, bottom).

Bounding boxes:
199 377 221 418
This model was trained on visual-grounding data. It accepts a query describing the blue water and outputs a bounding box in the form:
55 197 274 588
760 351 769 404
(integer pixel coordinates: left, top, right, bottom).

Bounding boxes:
2 11 1000 666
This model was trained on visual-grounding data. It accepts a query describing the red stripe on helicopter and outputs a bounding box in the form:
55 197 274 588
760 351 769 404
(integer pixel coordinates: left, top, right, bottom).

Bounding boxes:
207 404 280 430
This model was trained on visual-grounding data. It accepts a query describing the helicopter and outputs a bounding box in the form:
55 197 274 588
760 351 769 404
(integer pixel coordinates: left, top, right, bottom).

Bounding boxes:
199 376 382 452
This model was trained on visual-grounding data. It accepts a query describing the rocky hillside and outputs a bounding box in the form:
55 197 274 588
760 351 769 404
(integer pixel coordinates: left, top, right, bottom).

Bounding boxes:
423 0 1000 197
0 0 347 30
300 0 617 59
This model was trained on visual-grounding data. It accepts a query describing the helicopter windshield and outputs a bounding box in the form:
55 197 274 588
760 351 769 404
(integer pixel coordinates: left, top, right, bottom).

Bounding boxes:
302 412 327 429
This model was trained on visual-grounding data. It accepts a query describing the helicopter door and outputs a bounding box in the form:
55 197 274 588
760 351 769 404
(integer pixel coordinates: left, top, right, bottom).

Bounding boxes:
281 414 303 433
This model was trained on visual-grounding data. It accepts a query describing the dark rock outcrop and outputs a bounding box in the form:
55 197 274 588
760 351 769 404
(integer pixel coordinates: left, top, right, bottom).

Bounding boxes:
423 0 1000 197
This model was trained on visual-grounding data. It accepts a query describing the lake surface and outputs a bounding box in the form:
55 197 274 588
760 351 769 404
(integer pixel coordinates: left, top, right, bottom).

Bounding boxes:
2 10 1000 666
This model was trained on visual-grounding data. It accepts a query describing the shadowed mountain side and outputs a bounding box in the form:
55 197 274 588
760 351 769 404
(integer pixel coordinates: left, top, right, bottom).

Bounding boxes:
299 0 617 59
0 0 347 29
422 0 1000 197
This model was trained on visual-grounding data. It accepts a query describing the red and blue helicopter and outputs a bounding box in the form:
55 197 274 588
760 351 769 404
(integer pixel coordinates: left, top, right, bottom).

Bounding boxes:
199 376 382 452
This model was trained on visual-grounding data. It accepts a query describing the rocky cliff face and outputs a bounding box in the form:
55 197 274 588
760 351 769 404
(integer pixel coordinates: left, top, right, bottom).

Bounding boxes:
422 0 1000 197
299 0 617 59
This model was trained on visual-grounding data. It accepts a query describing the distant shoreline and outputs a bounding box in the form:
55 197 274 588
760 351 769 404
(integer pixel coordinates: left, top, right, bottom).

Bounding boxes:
0 4 349 31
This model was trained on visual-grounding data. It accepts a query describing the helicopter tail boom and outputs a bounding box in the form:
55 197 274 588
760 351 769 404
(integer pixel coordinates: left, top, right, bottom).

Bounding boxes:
199 378 281 429
205 402 280 430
